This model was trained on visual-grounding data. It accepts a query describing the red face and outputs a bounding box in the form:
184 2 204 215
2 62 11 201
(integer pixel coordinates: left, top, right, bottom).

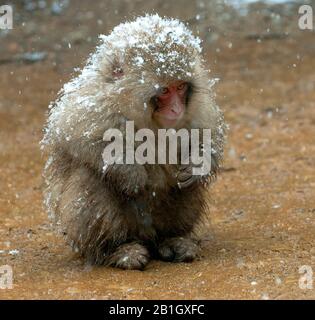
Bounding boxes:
153 81 189 128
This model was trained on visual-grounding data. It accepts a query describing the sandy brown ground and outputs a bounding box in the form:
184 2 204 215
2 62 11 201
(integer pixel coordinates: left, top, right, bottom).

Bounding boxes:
0 1 315 299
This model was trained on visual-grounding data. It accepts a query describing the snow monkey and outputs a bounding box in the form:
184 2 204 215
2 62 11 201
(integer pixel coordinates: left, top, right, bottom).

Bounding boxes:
42 15 226 270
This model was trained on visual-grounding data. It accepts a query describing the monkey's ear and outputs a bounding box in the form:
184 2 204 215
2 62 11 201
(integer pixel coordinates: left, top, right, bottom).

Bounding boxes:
111 59 124 79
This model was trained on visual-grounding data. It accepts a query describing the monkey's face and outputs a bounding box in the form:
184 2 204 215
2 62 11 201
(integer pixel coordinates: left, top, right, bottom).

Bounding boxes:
151 81 191 129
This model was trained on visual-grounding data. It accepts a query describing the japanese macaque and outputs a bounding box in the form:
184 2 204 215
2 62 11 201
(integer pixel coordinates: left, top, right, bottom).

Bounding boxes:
42 15 226 269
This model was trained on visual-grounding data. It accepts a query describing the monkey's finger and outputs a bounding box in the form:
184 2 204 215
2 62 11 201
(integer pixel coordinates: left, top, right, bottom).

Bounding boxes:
177 177 197 189
177 170 192 182
177 172 198 189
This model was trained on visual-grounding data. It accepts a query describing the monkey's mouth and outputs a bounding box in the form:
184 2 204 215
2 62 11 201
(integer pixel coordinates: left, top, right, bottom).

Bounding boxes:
156 111 183 121
154 110 184 128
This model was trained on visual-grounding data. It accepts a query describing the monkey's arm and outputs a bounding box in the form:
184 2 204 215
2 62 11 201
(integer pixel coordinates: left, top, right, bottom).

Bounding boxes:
60 112 148 198
102 113 148 197
104 163 148 197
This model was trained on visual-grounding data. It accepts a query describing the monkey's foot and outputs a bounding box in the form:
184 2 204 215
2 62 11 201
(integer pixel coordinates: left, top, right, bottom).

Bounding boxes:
108 242 150 270
158 237 199 262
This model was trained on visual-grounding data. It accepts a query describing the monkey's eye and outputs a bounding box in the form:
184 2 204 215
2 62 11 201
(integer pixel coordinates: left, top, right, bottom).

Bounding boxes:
160 87 169 95
177 82 188 91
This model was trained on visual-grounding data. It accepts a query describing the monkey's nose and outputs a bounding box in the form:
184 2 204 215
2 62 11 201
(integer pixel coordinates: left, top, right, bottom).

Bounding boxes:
171 103 183 115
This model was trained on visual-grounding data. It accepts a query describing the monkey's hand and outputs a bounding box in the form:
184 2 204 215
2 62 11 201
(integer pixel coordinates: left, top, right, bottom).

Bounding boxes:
176 164 214 189
176 143 218 189
176 164 200 189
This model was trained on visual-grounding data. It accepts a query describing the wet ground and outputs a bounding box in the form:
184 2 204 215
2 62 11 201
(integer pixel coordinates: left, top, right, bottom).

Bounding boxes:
0 1 315 299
